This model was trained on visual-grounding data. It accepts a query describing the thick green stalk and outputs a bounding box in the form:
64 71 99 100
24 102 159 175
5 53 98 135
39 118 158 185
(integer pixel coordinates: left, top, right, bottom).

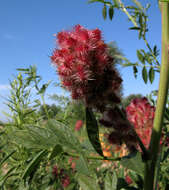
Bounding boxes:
144 2 169 190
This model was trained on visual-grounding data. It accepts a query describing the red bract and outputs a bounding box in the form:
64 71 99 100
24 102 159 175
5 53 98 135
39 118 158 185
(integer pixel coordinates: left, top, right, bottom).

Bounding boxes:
61 174 70 188
51 25 122 111
75 120 83 131
126 97 155 149
125 175 133 185
52 165 58 177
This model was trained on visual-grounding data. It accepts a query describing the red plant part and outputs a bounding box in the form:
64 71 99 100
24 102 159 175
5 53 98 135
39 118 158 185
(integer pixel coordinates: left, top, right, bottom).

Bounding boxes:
61 174 70 188
51 25 122 111
126 97 155 149
75 120 83 131
68 157 76 170
52 165 58 177
125 175 133 185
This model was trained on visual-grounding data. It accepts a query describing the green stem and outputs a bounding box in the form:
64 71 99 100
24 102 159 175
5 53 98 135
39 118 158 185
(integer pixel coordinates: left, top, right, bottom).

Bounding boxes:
118 0 160 66
144 2 169 190
41 94 50 120
64 152 122 161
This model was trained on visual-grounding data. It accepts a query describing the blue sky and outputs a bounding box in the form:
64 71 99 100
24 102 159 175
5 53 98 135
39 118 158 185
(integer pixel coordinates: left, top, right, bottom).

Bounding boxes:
0 0 161 121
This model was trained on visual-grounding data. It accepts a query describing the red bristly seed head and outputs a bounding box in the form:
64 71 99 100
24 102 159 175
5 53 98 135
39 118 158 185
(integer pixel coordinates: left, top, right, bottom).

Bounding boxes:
126 97 155 149
51 25 122 111
61 174 70 188
52 165 58 177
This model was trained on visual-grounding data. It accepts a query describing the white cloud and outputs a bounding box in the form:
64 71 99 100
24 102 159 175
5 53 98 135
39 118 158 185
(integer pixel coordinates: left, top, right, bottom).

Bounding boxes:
0 84 11 91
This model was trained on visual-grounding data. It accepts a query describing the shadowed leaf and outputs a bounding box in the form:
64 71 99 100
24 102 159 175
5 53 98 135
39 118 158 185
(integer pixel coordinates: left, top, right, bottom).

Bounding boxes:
86 108 104 157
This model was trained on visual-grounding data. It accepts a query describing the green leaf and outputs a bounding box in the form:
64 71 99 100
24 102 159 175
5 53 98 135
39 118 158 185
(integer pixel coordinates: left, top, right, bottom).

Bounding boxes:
86 108 104 157
137 50 144 63
16 68 29 72
105 172 117 190
76 174 101 190
102 4 107 20
109 6 114 20
142 66 148 83
133 65 138 78
22 150 47 181
122 63 135 67
113 0 119 8
120 152 144 177
149 67 155 84
37 80 51 94
49 144 63 160
129 27 141 30
132 0 144 11
164 108 169 121
0 150 16 167
88 0 104 4
75 155 90 176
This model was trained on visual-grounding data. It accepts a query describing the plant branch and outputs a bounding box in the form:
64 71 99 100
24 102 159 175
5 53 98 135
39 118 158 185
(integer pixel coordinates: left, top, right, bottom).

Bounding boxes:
64 152 122 161
144 2 169 189
118 0 160 66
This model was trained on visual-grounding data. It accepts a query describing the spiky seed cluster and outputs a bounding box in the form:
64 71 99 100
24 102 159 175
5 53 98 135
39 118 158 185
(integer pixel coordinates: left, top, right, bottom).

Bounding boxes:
52 166 70 188
99 107 137 151
51 25 122 111
126 97 155 149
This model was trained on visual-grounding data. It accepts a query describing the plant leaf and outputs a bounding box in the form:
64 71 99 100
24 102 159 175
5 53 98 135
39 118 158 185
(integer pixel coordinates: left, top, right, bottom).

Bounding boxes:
120 152 144 177
109 6 114 20
133 65 138 78
142 66 148 83
132 0 144 11
75 155 90 176
137 50 144 63
76 174 101 190
0 150 16 167
49 144 63 160
149 67 155 84
113 0 119 8
86 108 104 157
102 4 107 20
129 27 141 30
88 0 104 4
104 171 117 190
22 150 47 181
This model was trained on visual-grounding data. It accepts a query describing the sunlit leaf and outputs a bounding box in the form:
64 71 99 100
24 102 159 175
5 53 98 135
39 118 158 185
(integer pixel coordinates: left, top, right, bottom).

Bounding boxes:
142 66 148 83
149 67 155 84
102 4 107 20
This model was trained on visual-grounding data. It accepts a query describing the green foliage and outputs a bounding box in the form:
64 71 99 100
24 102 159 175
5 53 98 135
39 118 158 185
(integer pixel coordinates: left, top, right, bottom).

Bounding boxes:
22 150 47 182
104 171 118 190
109 5 114 20
120 152 144 177
89 0 160 84
142 66 148 84
86 108 104 157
